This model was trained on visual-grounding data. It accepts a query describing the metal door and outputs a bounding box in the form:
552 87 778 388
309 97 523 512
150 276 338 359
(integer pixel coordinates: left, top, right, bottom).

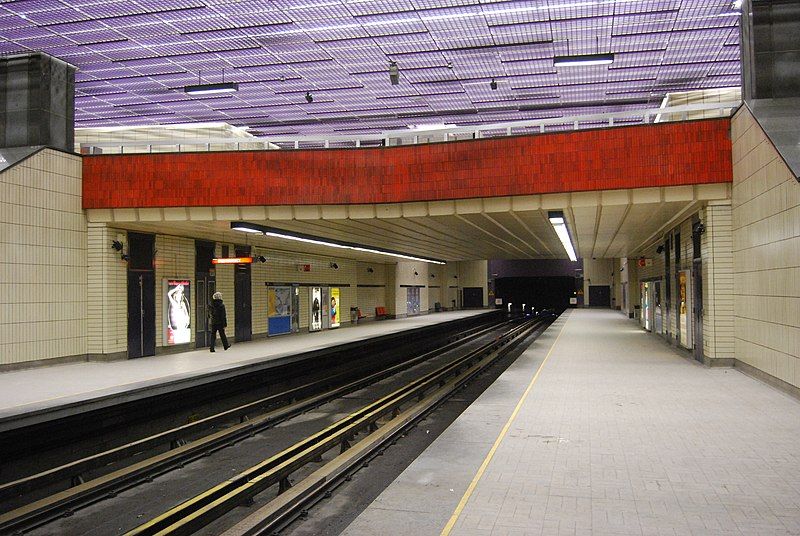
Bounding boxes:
195 276 215 347
234 263 252 342
693 260 704 362
127 271 155 358
462 287 483 308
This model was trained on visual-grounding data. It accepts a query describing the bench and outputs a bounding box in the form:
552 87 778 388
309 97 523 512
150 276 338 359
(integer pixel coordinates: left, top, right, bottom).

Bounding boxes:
375 306 388 320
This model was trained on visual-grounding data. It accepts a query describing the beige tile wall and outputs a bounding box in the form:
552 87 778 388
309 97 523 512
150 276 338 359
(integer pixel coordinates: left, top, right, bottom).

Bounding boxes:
86 224 127 356
701 202 734 362
155 234 195 347
455 260 489 307
583 258 615 306
731 106 800 388
356 261 388 318
0 149 87 366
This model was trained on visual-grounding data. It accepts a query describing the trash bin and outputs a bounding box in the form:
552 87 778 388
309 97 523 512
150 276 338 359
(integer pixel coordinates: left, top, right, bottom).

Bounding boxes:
434 302 442 312
350 306 359 325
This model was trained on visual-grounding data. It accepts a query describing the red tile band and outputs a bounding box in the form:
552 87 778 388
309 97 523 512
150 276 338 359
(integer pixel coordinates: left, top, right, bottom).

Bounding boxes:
82 119 732 209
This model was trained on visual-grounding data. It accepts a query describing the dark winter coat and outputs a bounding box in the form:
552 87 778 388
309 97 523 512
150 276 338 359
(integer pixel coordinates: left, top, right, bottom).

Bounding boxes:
210 298 227 329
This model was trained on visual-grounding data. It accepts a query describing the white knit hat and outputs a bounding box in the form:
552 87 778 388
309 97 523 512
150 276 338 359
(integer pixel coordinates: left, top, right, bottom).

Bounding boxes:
212 292 222 300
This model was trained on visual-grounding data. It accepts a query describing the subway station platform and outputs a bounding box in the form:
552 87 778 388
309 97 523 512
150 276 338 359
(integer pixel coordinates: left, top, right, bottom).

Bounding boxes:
343 309 800 536
0 310 489 427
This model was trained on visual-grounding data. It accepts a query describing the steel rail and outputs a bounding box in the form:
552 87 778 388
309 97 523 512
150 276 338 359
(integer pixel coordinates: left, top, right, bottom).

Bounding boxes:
0 319 507 534
125 320 539 536
224 319 545 536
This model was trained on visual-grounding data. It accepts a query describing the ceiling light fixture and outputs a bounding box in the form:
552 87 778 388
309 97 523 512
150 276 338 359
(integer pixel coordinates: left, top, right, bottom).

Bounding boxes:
185 68 238 95
230 222 446 265
389 61 399 85
548 211 578 262
554 53 614 67
490 79 498 90
305 92 313 103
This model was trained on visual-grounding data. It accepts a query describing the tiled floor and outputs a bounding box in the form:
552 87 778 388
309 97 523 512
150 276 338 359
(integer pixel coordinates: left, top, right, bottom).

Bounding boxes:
343 309 800 536
0 310 488 418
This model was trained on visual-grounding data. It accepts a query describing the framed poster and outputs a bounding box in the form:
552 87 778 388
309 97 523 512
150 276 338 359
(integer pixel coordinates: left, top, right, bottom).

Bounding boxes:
268 286 292 336
164 279 191 345
330 287 340 328
309 286 322 332
678 270 692 348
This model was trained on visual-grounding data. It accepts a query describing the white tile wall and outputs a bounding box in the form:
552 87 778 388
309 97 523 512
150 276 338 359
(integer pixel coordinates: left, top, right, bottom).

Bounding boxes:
731 107 800 388
0 149 88 365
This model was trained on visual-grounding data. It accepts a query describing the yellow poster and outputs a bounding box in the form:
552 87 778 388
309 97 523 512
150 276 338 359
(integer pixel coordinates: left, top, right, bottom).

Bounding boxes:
330 287 340 328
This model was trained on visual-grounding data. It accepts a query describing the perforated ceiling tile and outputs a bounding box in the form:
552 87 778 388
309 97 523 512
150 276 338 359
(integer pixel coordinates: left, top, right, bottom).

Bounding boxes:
0 0 741 135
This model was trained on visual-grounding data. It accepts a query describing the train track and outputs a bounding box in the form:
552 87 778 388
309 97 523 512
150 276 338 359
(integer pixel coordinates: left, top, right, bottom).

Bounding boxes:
126 319 543 536
0 318 514 535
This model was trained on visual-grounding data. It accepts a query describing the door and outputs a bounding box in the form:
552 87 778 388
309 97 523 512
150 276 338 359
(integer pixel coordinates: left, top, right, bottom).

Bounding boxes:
234 263 252 342
127 271 155 358
462 287 483 308
588 285 611 307
195 276 216 347
693 260 704 362
127 232 155 359
195 240 215 348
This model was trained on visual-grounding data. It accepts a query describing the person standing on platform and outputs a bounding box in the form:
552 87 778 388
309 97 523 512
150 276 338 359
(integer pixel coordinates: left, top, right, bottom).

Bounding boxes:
209 291 230 352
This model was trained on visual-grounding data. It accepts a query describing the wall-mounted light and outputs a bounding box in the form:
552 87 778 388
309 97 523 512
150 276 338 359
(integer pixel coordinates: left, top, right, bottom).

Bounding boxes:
430 273 436 278
490 79 498 90
366 267 374 273
329 262 339 270
111 240 123 252
453 275 458 279
548 210 578 262
256 255 267 263
656 245 665 254
230 222 446 265
413 270 419 276
305 92 313 103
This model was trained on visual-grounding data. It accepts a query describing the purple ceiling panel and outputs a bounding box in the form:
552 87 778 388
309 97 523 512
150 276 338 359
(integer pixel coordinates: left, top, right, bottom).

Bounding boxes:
0 0 742 135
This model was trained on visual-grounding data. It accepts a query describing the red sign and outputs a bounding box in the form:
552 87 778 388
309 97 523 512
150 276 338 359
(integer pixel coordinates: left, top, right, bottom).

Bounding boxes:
212 257 253 264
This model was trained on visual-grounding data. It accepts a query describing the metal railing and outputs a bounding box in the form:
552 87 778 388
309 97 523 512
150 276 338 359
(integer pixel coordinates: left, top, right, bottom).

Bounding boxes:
79 101 740 155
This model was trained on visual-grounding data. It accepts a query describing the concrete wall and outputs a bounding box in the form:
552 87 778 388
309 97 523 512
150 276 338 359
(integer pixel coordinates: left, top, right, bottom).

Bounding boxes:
0 148 87 367
731 106 800 390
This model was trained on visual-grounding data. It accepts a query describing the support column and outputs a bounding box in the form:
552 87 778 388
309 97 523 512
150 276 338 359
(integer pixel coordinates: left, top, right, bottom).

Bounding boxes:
0 52 75 152
701 202 735 366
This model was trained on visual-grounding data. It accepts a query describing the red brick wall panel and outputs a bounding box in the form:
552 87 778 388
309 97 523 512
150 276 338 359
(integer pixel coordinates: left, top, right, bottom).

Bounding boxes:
82 119 732 209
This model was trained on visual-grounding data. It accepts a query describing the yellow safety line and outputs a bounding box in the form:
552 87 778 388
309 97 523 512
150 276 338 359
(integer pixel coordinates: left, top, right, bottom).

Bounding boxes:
440 315 569 536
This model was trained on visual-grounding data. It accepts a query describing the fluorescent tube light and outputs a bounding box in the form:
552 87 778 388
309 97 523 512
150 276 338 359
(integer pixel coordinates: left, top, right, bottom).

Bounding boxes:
553 53 614 67
231 224 262 233
184 82 239 95
548 211 577 262
231 222 446 264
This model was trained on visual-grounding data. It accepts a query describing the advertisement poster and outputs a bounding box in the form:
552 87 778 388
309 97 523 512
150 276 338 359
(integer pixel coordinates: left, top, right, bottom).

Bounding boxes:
267 286 292 336
330 287 340 328
164 279 191 345
310 287 322 332
678 270 692 348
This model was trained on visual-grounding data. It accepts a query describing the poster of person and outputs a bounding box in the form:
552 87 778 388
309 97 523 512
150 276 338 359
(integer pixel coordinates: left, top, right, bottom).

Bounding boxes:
310 287 322 332
165 279 191 345
330 287 340 328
